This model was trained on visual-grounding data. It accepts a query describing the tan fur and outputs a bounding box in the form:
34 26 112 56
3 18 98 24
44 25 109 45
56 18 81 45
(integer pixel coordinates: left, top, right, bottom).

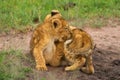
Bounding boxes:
42 10 71 67
64 26 95 74
44 11 94 73
30 14 71 71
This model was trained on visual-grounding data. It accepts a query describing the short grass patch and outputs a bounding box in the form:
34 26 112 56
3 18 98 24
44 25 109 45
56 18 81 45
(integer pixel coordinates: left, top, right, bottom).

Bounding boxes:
0 49 33 80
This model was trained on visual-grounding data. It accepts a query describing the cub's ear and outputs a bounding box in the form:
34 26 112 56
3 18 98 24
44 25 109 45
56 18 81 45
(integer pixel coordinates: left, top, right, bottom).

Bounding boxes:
51 10 60 16
52 19 62 28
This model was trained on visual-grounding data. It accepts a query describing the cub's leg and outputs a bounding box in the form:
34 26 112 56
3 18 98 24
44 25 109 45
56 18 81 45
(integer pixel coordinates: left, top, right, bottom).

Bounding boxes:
33 43 47 71
65 57 86 71
81 56 94 74
50 42 64 67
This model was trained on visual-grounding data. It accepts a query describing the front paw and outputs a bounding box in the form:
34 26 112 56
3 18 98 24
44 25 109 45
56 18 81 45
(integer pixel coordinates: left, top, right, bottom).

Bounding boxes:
65 66 71 71
36 65 48 71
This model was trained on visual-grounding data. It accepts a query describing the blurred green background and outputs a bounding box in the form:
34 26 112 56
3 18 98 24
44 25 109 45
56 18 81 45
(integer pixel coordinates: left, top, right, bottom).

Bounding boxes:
0 0 120 31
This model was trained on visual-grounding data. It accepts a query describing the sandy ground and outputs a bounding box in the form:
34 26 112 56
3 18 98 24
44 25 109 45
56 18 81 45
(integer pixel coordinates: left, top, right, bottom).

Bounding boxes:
0 21 120 80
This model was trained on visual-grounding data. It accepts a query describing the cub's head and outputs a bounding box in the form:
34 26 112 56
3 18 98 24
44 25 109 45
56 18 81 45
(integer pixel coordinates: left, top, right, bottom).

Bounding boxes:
45 10 72 42
50 15 72 42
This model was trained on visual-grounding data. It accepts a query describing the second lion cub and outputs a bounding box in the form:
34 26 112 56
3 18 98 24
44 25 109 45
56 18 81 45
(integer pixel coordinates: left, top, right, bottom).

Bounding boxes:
64 26 95 74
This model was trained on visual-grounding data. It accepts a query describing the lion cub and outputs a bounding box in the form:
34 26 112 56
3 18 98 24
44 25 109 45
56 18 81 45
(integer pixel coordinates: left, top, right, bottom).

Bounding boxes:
64 26 95 74
30 12 71 71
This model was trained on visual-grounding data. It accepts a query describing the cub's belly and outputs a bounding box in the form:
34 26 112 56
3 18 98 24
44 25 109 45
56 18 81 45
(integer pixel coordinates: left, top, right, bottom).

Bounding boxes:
43 43 56 64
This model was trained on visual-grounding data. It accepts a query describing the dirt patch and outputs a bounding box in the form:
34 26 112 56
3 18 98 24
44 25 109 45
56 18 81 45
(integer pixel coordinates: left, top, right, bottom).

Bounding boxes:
0 24 120 80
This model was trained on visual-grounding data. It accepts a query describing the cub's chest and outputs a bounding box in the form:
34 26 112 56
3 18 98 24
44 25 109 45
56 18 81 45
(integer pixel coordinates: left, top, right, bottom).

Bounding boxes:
43 40 56 63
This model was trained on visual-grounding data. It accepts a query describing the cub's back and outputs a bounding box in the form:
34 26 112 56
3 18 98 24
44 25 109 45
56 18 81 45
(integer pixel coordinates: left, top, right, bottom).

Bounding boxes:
72 28 93 50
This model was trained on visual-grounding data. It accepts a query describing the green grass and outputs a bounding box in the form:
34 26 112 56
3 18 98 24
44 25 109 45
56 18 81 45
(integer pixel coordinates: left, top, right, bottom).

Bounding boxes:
0 49 32 80
0 0 120 31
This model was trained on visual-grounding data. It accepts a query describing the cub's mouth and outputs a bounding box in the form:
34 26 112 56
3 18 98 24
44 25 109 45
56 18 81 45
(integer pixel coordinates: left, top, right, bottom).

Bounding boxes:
59 33 72 42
